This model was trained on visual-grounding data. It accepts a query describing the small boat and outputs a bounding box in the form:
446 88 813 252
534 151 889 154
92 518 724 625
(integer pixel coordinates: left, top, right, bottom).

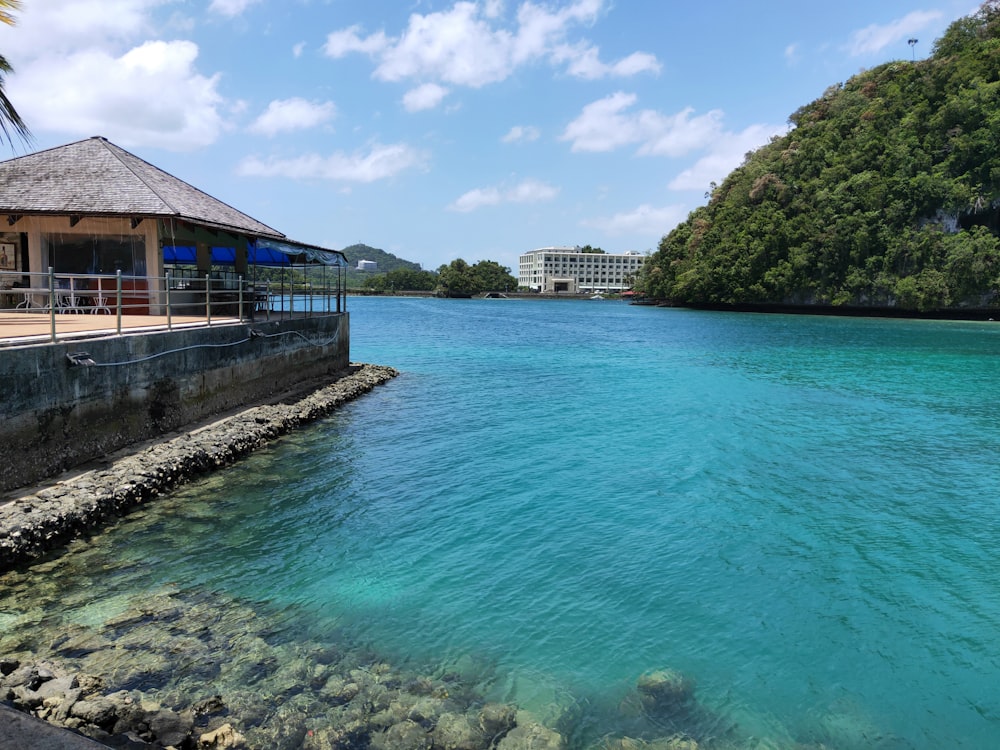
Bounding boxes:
590 294 604 300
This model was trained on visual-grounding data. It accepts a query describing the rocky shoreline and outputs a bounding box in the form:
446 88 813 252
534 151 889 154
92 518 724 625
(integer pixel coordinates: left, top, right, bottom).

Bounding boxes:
0 575 568 749
0 641 701 750
0 363 400 572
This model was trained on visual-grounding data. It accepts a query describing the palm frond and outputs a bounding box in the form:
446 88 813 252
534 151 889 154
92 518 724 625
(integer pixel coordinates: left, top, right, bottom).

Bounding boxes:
0 0 22 26
0 52 30 146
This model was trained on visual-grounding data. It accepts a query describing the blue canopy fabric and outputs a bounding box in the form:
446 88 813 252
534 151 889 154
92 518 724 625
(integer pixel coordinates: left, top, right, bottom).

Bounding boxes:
163 241 347 267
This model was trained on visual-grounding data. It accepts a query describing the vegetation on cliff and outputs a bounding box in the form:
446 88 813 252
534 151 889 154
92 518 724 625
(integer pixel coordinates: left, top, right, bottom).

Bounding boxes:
638 1 1000 311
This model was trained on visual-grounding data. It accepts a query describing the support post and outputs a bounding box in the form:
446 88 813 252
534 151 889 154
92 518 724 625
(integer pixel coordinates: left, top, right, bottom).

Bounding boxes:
115 271 123 335
48 267 56 342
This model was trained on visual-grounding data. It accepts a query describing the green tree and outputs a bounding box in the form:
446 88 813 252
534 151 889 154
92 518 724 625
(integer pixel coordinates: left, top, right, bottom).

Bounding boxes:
436 258 478 297
434 258 518 296
470 260 517 292
363 267 438 291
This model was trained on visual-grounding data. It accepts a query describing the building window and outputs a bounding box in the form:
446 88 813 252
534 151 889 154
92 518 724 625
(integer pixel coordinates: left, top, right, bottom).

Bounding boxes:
44 233 146 276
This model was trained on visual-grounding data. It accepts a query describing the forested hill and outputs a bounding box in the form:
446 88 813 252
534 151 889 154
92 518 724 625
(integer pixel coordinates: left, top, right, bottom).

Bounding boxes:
339 243 422 287
340 244 422 273
639 1 1000 313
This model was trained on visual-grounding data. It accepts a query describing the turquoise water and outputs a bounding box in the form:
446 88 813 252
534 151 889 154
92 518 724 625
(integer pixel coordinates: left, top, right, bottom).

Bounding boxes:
9 297 1000 748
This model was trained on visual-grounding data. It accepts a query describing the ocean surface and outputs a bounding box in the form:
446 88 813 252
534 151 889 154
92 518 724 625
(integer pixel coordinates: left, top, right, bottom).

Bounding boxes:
5 296 1000 748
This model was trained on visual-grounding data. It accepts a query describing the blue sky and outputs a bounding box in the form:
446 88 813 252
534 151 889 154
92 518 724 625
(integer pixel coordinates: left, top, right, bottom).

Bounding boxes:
0 0 978 271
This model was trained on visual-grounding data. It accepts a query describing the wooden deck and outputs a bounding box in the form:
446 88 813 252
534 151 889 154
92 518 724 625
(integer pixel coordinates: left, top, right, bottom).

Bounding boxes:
0 311 243 346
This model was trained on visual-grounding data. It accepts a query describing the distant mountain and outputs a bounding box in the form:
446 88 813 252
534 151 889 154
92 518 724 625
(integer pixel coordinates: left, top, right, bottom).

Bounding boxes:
639 2 1000 314
339 244 424 287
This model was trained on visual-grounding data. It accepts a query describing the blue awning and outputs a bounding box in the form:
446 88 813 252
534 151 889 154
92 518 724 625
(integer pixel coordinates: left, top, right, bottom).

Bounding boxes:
254 239 348 267
163 242 347 267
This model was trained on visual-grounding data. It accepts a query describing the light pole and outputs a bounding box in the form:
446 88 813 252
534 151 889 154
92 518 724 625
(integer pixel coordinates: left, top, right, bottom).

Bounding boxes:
908 38 918 61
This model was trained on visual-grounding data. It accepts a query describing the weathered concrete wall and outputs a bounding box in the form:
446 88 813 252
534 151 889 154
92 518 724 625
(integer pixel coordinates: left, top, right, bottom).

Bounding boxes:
0 314 349 492
0 363 396 570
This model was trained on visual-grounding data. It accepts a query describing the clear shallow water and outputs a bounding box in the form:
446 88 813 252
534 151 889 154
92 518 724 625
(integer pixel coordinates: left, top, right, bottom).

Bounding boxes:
6 297 1000 748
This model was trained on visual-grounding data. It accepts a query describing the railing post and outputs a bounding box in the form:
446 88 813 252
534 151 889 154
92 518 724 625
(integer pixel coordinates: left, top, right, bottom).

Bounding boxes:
48 267 56 342
238 275 244 323
116 271 123 335
205 273 212 326
166 271 173 330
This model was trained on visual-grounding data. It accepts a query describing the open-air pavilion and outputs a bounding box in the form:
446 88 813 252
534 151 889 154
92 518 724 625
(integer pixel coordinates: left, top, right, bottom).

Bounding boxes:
0 136 346 333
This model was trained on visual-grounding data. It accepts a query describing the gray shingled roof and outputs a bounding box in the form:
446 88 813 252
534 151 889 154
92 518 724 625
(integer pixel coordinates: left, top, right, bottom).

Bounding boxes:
0 136 286 240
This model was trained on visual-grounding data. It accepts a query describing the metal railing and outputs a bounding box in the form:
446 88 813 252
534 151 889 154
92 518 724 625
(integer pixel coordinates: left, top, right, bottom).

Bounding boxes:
0 268 345 343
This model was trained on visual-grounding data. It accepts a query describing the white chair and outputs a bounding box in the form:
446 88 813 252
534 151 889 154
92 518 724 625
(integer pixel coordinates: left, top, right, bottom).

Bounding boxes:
90 289 111 314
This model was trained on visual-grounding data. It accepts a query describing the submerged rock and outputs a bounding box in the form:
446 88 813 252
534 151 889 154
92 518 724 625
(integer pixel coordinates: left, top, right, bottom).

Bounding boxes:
635 669 695 716
199 722 246 749
430 711 483 750
496 720 565 750
370 718 434 750
478 702 518 738
602 736 699 750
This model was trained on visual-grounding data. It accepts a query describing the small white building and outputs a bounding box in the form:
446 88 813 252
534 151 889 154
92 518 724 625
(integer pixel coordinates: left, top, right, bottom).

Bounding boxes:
518 246 645 293
357 259 377 271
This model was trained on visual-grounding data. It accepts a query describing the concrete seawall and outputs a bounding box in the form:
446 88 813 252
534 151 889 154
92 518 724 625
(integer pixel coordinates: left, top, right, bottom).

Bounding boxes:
0 362 398 571
0 314 350 493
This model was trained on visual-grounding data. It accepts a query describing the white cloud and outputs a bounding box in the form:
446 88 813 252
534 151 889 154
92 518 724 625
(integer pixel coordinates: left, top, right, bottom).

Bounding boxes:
451 186 503 212
848 10 942 57
293 42 306 58
248 98 336 136
583 203 688 238
403 83 450 112
559 91 642 152
324 25 390 57
512 0 602 64
375 3 515 87
609 51 661 77
208 0 262 17
560 92 788 196
784 43 800 66
501 125 540 143
668 123 789 192
0 0 164 59
8 40 226 150
483 0 505 19
637 108 725 157
236 143 429 182
553 44 661 79
560 92 725 156
0 0 228 151
323 0 659 92
449 178 559 212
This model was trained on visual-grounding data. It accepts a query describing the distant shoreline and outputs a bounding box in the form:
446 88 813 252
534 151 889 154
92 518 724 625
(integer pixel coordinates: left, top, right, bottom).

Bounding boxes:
671 301 1000 321
349 292 1000 319
348 289 625 300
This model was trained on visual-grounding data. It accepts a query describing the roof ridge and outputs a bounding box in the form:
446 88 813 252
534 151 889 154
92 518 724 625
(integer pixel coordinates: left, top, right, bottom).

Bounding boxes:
95 137 179 215
94 138 286 238
0 136 288 240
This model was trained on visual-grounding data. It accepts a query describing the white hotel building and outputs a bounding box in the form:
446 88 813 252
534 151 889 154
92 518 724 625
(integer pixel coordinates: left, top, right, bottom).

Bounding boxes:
518 246 645 293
